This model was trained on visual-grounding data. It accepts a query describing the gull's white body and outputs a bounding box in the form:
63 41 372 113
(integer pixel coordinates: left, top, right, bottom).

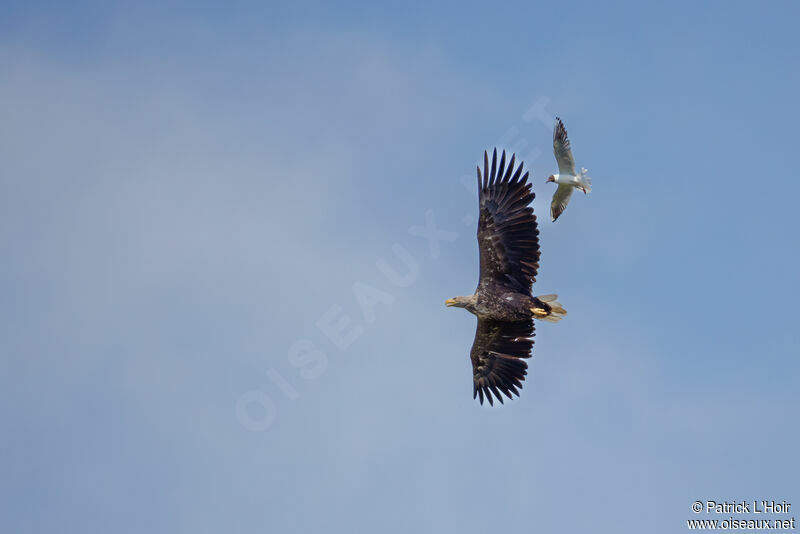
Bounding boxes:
548 117 591 221
550 173 584 187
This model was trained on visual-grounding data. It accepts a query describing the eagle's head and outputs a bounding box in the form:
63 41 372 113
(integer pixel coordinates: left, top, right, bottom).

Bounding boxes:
445 295 476 310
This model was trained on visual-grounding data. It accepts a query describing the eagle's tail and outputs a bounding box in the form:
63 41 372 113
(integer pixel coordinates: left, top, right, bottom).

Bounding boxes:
534 294 567 323
578 168 591 194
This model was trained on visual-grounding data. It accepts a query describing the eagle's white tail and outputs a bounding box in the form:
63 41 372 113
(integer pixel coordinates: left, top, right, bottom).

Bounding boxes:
534 294 567 323
578 168 591 193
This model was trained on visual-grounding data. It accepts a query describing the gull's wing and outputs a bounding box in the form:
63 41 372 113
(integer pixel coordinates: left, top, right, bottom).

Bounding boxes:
470 318 534 405
476 149 540 294
550 183 574 222
553 117 576 176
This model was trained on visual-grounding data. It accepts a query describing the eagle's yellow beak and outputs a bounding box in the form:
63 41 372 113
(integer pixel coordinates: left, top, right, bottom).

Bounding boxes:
445 298 457 307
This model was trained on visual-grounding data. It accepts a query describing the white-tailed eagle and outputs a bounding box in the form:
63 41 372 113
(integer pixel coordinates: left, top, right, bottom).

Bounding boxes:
446 149 566 405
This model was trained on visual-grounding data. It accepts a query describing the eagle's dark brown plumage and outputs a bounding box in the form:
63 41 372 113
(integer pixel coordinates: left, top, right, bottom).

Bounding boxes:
446 149 565 406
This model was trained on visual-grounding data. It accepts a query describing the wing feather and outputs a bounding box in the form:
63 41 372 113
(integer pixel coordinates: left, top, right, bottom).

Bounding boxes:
553 117 576 176
477 149 540 293
550 183 574 222
470 318 535 406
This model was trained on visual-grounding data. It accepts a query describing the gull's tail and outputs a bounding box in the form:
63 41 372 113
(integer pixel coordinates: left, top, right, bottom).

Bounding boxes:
578 168 591 194
532 294 567 323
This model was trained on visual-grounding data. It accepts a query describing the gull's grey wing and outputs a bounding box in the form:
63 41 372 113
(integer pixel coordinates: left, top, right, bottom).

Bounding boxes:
553 117 576 176
550 183 574 222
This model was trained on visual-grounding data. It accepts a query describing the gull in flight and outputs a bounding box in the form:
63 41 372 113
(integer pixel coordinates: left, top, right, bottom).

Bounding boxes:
547 117 591 221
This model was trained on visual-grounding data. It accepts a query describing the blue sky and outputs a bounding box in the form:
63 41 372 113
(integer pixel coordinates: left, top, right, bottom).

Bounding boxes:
2 2 799 532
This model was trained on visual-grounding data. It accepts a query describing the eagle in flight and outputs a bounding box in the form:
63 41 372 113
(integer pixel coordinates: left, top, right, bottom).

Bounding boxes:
446 149 566 406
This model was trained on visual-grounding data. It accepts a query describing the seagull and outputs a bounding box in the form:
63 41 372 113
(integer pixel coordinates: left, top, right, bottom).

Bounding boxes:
547 117 591 221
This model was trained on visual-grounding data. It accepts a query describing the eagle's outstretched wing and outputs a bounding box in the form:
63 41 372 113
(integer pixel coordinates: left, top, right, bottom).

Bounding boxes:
553 117 576 176
476 149 541 294
470 318 534 405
